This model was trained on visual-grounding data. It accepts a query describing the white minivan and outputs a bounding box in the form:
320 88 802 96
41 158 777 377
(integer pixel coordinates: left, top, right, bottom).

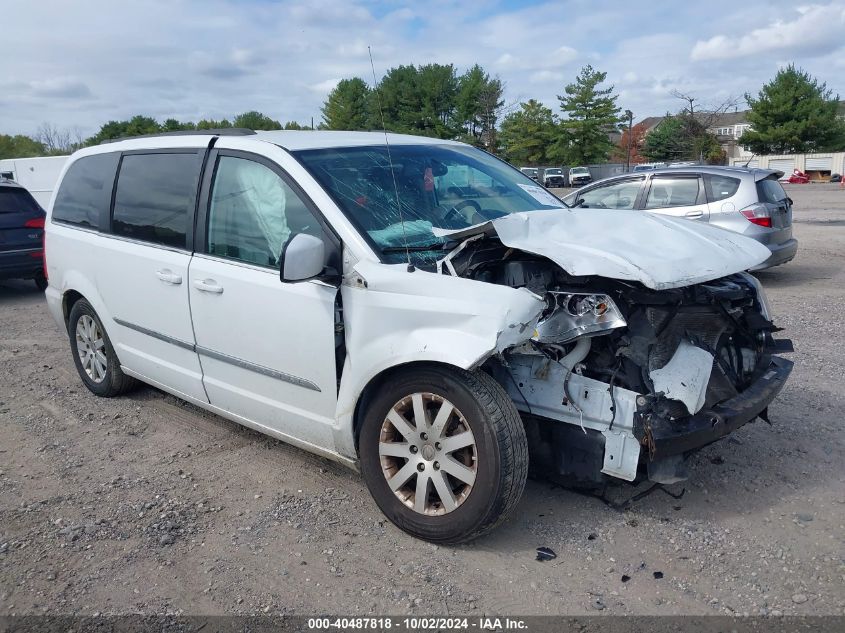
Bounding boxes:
45 130 793 542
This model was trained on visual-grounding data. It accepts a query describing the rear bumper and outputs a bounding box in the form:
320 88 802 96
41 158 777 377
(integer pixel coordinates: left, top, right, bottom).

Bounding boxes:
750 238 798 270
0 249 43 280
646 354 793 458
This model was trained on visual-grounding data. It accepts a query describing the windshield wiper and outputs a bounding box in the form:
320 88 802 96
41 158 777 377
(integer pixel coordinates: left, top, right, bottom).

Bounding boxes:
381 243 446 253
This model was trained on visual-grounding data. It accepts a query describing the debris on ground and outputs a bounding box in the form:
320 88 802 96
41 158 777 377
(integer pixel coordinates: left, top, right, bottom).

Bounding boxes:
535 547 557 562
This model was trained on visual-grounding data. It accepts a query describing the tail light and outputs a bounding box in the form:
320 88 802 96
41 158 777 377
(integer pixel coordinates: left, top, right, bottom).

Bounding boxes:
43 228 48 281
740 204 772 228
24 216 47 280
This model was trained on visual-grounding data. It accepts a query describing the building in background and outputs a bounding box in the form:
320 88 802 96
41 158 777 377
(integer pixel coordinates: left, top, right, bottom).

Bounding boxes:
637 102 845 178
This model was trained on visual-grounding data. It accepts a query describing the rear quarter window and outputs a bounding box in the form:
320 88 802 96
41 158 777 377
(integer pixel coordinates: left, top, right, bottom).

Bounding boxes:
52 153 120 228
703 174 741 202
112 152 202 249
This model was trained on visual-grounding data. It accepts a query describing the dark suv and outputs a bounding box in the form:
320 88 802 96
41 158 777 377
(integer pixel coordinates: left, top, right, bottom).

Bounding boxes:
0 178 47 289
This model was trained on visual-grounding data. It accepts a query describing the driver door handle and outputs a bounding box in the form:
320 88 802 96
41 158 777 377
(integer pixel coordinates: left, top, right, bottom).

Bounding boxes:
684 209 704 219
193 279 224 294
155 269 182 285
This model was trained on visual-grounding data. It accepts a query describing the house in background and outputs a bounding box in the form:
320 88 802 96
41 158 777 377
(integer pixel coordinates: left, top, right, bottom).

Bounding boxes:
705 111 754 160
636 111 753 161
637 101 845 173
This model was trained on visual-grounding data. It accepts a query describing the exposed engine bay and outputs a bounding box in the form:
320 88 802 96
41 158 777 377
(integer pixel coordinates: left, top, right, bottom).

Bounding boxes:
439 237 794 485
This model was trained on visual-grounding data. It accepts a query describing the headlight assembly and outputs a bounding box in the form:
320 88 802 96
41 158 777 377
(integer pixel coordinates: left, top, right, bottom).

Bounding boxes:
532 292 627 343
738 272 772 320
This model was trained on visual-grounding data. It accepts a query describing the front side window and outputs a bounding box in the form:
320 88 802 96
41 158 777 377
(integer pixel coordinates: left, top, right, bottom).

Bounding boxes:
207 156 321 269
294 144 564 264
112 153 201 248
53 153 120 228
576 178 643 210
645 176 701 209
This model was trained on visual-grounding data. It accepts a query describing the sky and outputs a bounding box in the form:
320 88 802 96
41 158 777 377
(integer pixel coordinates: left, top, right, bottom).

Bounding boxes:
2 0 845 138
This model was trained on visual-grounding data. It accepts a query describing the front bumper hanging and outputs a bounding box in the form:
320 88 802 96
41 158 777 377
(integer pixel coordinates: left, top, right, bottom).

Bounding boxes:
643 355 793 458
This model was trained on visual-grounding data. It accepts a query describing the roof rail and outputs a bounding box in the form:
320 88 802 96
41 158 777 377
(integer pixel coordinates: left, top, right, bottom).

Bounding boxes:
102 128 256 144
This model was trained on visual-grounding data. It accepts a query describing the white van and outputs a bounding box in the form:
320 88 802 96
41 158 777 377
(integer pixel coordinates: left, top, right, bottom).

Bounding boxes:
44 130 793 542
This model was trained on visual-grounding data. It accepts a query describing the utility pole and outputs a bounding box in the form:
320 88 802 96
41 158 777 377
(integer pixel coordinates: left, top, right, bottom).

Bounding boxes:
625 109 633 172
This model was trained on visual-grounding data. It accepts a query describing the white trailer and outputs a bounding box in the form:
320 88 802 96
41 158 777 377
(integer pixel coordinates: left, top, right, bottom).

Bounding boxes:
0 155 69 208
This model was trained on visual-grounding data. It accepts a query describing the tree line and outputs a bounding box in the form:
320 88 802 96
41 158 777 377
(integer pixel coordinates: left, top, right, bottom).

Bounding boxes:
2 64 843 165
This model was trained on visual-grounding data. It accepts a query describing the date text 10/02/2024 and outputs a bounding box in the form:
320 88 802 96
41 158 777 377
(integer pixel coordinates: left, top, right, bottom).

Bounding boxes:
306 617 529 630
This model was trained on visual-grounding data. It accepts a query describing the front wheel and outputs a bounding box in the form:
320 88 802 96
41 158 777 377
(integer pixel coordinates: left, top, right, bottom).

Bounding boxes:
359 366 528 543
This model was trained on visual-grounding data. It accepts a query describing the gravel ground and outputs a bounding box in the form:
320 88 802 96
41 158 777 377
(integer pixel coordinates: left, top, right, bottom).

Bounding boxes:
1 184 843 617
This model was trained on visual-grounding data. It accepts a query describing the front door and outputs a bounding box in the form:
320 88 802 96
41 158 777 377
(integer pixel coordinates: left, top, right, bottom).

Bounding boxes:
188 148 340 449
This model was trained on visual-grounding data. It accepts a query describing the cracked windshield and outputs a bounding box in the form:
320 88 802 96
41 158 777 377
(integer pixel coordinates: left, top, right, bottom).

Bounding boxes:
295 144 565 265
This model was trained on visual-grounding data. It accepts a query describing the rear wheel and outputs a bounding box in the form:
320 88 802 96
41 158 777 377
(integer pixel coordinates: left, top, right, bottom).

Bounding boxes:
359 366 528 543
34 274 47 291
68 299 136 397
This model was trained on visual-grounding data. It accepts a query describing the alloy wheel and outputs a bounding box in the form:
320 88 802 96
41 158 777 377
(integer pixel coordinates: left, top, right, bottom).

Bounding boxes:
378 393 477 516
75 314 107 383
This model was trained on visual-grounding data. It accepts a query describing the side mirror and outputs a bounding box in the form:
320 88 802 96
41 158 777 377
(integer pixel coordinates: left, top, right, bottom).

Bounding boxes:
280 233 325 282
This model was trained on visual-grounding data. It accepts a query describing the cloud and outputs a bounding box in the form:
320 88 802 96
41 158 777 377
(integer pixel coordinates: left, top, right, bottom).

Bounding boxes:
529 70 565 84
691 3 845 61
30 79 93 99
0 0 843 137
309 78 340 93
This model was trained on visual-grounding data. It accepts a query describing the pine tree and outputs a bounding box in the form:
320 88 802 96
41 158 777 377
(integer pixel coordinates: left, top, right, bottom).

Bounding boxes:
456 65 504 148
740 65 845 154
553 65 621 164
499 99 556 165
320 78 371 130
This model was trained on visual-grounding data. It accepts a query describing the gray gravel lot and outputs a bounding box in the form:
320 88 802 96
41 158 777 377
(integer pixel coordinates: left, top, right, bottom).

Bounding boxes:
1 184 843 617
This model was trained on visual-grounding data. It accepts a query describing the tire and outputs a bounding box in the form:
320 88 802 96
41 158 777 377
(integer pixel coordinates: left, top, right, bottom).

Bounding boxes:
359 365 528 543
34 274 48 291
67 299 137 397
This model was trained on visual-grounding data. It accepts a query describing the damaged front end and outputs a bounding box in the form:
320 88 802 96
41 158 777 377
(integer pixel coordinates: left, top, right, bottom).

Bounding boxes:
442 238 794 486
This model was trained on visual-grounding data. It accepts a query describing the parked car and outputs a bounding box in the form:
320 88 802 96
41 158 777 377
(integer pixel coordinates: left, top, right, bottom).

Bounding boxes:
543 167 566 188
44 131 793 543
667 161 699 168
519 167 539 182
568 166 592 186
562 166 798 270
0 178 47 289
631 162 667 172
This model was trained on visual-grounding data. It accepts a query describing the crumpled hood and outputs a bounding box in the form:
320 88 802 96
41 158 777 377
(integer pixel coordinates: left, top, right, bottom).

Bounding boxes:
434 208 772 290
